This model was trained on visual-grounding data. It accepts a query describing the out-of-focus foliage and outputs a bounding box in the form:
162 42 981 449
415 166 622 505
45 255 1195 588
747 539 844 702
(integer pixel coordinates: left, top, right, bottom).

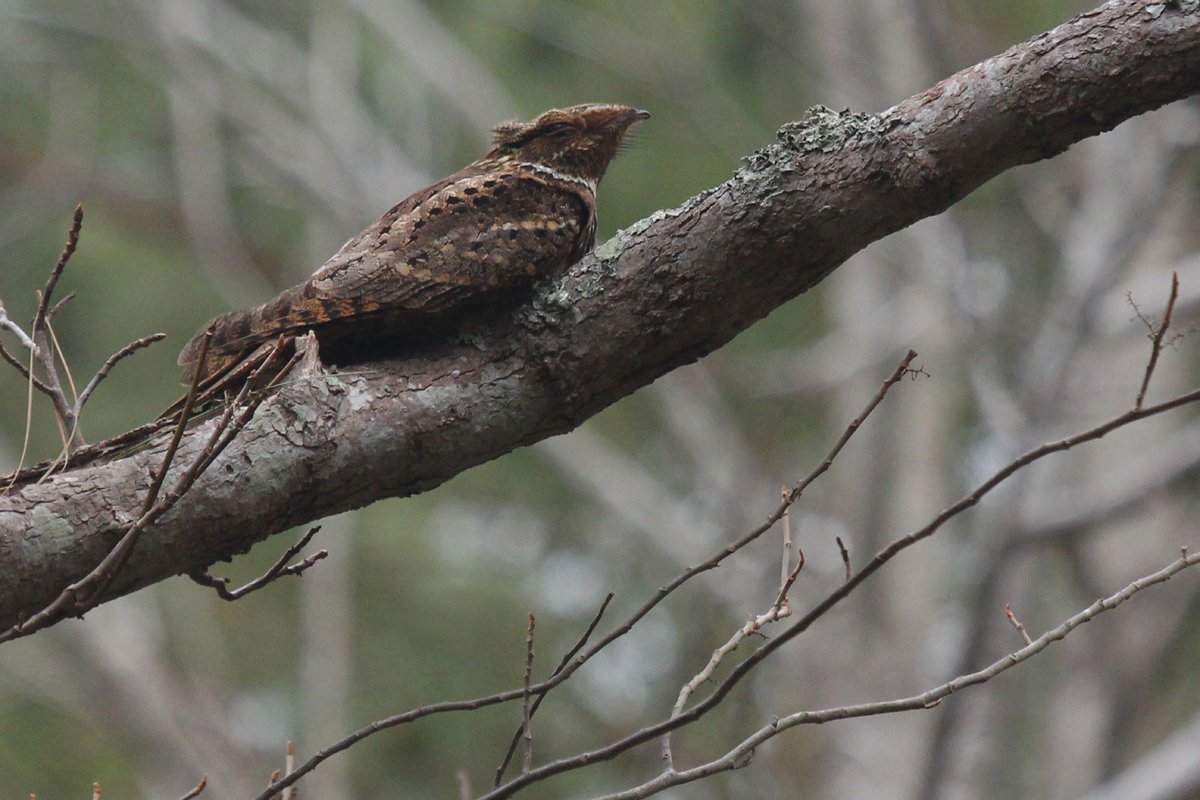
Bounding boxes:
2 1 1200 798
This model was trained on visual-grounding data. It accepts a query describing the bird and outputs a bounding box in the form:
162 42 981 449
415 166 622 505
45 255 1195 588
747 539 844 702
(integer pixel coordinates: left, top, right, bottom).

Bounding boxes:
178 103 650 385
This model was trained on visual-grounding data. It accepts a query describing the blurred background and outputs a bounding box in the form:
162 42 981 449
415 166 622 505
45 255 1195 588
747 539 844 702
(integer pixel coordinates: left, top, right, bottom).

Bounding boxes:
2 0 1200 798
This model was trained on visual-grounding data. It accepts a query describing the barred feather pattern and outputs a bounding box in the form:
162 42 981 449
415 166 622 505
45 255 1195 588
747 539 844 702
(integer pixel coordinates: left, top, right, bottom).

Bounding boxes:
179 103 649 384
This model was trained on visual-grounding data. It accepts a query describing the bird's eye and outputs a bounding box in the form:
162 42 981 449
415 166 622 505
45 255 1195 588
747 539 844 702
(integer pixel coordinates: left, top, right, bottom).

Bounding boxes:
540 121 575 135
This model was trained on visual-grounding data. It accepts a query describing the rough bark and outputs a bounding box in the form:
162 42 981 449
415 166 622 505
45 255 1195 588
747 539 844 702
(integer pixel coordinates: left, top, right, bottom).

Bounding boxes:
1 0 1198 631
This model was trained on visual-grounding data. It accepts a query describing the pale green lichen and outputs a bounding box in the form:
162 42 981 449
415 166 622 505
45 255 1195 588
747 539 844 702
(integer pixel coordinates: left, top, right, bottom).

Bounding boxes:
742 105 890 173
591 190 710 263
29 504 74 545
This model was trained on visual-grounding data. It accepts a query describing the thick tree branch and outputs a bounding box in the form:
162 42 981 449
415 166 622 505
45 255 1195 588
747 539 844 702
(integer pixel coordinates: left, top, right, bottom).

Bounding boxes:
1 0 1197 630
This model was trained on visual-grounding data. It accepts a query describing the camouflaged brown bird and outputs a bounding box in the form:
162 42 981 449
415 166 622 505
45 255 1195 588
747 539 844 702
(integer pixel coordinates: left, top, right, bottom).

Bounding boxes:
178 104 650 384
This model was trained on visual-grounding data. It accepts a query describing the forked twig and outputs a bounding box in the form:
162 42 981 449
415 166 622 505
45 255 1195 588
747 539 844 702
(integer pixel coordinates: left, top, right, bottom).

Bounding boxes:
188 526 327 600
589 549 1200 800
0 205 166 456
1135 271 1180 409
33 204 83 332
493 593 615 787
475 381 1200 800
0 338 299 643
258 353 918 800
661 549 804 772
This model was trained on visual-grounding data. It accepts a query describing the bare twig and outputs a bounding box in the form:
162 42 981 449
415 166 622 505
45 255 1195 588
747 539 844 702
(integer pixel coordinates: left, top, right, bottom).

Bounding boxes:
282 742 296 800
74 332 167 415
0 206 166 456
774 549 805 612
176 775 207 800
47 291 75 321
35 331 170 483
188 526 327 601
34 204 83 332
475 383 1200 800
779 491 792 590
1006 604 1033 646
589 549 1200 800
3 347 37 493
256 354 916 800
784 351 920 507
522 613 536 774
26 210 86 450
836 536 851 582
494 593 615 787
1135 271 1180 409
0 340 299 644
0 336 48 390
661 563 801 773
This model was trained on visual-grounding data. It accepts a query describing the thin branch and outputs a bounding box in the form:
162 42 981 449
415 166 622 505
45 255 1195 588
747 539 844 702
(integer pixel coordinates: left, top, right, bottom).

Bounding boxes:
188 526 327 601
33 331 170 483
45 318 79 408
47 291 75 321
522 613 536 774
255 353 916 800
779 491 792 590
0 340 298 643
774 549 805 612
476 382 1200 800
282 742 296 800
21 209 87 449
494 593 615 787
176 776 207 800
33 204 83 332
0 336 48 391
785 351 920 506
1135 271 1179 409
588 549 1200 800
74 332 167 415
3 347 37 494
661 574 800 772
836 536 851 582
1006 604 1033 646
0 206 163 457
0 306 36 352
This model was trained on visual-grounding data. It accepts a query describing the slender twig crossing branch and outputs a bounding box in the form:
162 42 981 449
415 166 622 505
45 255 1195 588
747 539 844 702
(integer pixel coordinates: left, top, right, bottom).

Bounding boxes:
188 526 327 601
476 383 1200 800
255 352 916 800
588 549 1200 800
1135 271 1179 409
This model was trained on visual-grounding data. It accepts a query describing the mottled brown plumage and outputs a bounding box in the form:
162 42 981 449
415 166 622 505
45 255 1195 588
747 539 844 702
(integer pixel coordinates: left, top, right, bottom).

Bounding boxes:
179 104 650 384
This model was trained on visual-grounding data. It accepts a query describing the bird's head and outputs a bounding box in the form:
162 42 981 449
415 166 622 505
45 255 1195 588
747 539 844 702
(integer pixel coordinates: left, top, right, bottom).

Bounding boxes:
490 104 650 187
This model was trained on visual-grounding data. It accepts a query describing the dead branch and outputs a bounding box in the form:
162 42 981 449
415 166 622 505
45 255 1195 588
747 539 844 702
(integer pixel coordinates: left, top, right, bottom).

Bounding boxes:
176 775 207 800
476 380 1200 800
588 549 1200 800
493 593 615 787
188 526 327 601
0 341 299 643
254 349 918 800
522 614 536 774
3 0 1198 629
0 206 166 457
1136 271 1181 409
